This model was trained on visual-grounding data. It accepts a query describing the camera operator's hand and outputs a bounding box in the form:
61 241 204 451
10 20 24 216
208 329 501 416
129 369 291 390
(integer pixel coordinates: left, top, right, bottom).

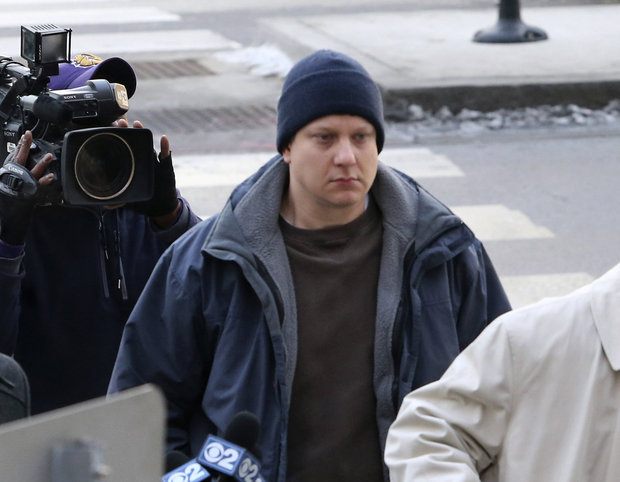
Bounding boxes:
117 119 181 228
0 131 54 246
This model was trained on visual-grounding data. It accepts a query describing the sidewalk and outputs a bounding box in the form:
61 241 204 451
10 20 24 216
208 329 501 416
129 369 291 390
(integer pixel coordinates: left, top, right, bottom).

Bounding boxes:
267 4 620 113
201 3 620 116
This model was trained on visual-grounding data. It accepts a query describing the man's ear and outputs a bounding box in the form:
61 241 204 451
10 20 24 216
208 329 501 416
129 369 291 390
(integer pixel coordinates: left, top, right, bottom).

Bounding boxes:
282 146 292 164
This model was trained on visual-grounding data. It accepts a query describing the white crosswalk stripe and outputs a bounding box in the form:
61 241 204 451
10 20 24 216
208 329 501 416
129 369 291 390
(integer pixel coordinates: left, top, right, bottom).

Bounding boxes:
0 8 180 28
0 1 239 57
173 147 462 188
451 205 554 241
0 0 105 4
501 273 594 309
381 147 465 178
0 30 239 58
72 30 239 56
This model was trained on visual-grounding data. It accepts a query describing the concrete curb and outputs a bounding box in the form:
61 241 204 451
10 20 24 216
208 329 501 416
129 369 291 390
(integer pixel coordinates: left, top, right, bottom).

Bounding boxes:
259 4 620 116
382 80 620 117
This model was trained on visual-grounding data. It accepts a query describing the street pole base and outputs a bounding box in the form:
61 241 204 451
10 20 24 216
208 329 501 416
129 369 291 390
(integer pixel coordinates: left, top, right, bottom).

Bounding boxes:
473 18 548 43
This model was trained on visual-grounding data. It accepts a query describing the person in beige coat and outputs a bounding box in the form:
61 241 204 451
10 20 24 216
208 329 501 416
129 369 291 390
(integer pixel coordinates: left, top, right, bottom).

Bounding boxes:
385 262 620 482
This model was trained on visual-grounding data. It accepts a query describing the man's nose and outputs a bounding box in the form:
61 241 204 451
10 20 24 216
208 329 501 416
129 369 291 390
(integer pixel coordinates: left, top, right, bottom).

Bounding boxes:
333 138 356 165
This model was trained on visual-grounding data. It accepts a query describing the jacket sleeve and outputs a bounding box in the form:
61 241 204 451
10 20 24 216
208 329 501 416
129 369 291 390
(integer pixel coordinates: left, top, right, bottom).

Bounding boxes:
108 242 210 453
453 241 511 350
385 318 514 481
150 196 202 246
0 254 25 354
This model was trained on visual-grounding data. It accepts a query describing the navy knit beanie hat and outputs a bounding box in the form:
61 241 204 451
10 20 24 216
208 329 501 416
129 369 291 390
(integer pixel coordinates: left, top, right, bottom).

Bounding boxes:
276 50 385 154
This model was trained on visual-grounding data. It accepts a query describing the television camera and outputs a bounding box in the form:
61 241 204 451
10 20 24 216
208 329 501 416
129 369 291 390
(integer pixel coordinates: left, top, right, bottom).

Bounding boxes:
0 25 154 206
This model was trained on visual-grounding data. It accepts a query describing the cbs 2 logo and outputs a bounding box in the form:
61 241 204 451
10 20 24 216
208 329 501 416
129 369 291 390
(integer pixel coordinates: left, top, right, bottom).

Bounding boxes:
202 441 262 482
202 441 240 470
166 462 207 482
238 456 263 482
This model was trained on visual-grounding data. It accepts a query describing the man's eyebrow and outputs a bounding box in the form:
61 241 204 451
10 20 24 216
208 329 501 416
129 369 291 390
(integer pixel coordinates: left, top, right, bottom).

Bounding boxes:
307 126 333 133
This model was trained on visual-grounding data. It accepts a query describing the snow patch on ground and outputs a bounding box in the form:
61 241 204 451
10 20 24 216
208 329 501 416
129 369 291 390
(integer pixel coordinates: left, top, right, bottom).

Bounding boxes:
214 44 293 78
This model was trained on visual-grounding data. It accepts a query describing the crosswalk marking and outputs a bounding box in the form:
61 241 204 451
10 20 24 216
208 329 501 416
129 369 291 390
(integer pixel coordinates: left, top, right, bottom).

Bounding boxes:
500 273 594 309
71 30 240 56
174 152 275 188
0 0 103 4
173 147 463 188
0 8 180 29
452 205 554 241
0 30 240 58
380 147 465 178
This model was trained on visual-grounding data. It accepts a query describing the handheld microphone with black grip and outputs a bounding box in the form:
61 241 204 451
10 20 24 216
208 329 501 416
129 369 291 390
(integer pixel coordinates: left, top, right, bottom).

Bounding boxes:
165 451 191 472
197 411 265 482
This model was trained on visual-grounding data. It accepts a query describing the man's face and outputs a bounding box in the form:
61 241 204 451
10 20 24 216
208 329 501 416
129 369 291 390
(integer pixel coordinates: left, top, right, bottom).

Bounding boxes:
282 114 378 228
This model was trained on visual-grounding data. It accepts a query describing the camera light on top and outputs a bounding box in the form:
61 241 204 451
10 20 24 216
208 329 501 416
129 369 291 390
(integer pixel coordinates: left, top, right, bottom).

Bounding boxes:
20 25 71 72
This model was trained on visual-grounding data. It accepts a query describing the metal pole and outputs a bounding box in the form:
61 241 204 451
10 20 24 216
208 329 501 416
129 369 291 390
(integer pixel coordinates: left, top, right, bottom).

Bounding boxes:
473 0 548 43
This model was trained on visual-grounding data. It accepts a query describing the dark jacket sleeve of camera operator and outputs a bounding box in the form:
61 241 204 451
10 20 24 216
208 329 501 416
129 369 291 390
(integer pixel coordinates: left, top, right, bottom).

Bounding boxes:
0 252 25 354
108 235 210 453
150 196 202 245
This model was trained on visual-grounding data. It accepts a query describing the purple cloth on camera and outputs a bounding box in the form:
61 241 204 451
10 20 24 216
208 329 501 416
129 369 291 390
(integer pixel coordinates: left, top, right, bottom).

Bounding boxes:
47 54 136 98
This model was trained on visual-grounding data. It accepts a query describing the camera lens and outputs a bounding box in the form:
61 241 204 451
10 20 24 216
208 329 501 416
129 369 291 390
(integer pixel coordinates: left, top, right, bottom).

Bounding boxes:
74 132 134 200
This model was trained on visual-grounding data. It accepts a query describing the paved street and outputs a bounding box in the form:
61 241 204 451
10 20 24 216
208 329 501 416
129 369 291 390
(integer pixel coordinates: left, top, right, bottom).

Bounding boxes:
1 0 620 308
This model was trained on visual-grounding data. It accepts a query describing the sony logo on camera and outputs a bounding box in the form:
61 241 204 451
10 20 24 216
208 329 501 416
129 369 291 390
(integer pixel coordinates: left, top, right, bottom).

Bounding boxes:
0 25 154 206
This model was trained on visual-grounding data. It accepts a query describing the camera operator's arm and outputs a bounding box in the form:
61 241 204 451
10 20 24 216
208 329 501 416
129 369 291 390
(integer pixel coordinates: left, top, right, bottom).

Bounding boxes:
0 130 54 252
0 131 54 353
142 132 182 229
118 120 200 236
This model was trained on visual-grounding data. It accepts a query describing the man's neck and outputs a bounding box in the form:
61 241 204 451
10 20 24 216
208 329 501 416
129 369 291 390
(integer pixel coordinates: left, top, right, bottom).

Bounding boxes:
280 194 367 230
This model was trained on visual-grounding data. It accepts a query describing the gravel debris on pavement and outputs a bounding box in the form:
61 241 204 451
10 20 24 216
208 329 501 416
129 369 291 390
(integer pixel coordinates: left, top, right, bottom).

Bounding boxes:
388 99 620 139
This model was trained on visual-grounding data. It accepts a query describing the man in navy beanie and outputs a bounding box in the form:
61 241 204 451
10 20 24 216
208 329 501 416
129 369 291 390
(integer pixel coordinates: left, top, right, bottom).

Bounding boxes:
109 49 511 481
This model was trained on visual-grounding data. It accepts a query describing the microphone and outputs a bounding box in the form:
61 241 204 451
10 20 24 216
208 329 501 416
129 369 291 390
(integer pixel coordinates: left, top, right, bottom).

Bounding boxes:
197 411 264 482
223 411 260 454
165 451 191 472
162 450 211 482
161 412 264 482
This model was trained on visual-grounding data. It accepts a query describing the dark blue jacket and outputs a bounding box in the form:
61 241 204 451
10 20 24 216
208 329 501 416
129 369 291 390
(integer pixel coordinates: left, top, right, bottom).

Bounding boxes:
0 201 200 414
109 157 511 482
